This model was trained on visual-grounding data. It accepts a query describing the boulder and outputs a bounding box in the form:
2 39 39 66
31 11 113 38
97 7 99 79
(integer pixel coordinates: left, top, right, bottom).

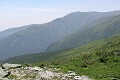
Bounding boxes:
0 71 8 78
0 68 10 79
2 63 22 69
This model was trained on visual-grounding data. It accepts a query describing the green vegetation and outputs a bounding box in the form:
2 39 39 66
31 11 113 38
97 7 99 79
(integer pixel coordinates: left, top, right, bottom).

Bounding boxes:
1 10 120 80
4 51 63 63
8 74 17 79
47 15 120 52
44 34 120 80
22 75 36 79
4 14 120 80
5 34 120 80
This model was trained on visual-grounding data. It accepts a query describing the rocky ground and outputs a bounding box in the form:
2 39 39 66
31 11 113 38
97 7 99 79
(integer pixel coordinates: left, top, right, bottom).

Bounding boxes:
0 63 91 80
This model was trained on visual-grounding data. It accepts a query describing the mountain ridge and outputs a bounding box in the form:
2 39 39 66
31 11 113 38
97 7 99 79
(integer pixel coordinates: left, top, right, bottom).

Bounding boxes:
47 14 120 52
0 10 120 59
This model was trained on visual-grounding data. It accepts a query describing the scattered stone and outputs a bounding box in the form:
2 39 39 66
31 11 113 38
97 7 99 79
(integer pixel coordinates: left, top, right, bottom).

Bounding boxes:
81 75 91 80
35 70 54 79
74 76 82 80
0 63 91 80
68 71 76 76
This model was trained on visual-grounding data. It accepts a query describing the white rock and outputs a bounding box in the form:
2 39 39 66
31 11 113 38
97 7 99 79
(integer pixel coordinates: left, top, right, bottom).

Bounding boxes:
68 71 76 76
2 63 22 69
0 70 10 78
31 67 43 71
74 76 82 80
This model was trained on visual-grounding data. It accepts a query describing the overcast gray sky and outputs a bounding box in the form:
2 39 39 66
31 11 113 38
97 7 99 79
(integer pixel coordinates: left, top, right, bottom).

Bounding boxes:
0 0 120 31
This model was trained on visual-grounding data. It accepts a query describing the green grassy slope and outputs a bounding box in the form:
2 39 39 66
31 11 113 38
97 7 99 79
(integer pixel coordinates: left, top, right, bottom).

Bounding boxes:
42 34 120 80
3 51 62 63
5 34 120 80
47 15 120 52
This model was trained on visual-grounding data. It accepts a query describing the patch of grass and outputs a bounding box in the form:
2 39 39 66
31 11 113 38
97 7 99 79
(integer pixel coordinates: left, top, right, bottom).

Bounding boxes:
8 74 17 79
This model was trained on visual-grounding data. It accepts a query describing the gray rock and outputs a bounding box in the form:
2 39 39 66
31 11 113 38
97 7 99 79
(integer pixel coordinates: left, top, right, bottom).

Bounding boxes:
74 76 82 80
81 75 91 80
0 69 10 79
68 71 76 76
2 63 22 69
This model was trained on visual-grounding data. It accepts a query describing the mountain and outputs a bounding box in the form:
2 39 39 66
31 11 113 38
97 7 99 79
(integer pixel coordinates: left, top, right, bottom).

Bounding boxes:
0 10 120 60
0 26 29 40
4 33 120 63
4 33 120 80
47 14 120 52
